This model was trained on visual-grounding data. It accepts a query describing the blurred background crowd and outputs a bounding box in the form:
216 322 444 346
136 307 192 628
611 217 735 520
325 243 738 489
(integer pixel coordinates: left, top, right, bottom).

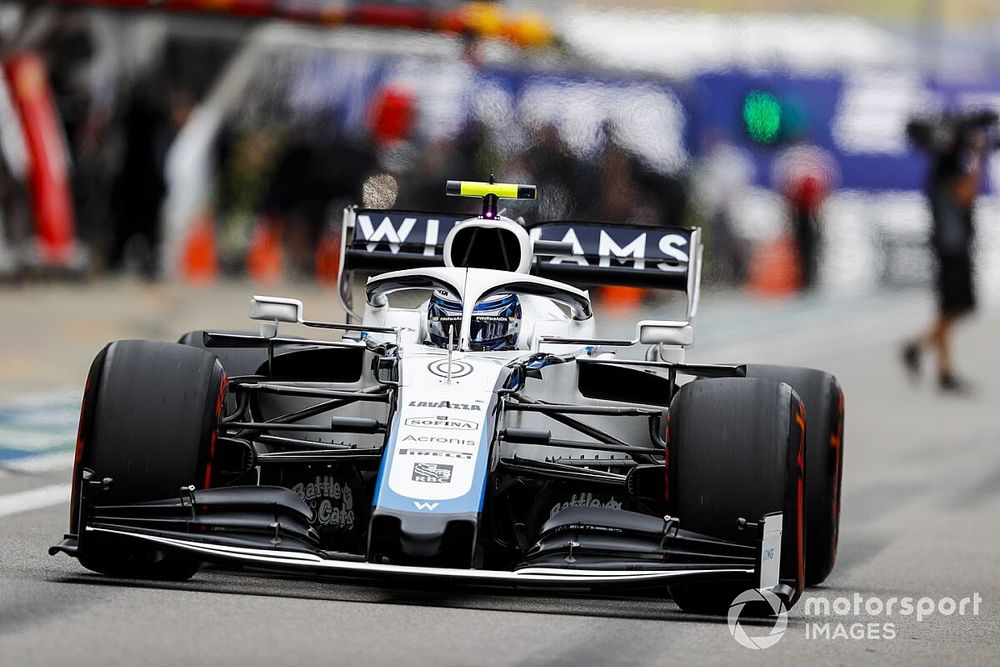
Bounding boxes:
2 0 1000 304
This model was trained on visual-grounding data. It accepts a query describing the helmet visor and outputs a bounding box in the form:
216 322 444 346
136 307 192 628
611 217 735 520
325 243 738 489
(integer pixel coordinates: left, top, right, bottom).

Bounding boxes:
427 292 462 347
469 293 521 350
427 291 521 350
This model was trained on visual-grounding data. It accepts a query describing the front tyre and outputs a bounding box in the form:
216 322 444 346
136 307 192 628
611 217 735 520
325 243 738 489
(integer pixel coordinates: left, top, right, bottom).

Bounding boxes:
746 365 844 586
72 340 226 579
666 378 805 615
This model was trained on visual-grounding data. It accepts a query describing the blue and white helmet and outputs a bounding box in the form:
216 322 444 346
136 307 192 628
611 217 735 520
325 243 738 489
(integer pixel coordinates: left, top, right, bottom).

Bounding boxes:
427 290 522 351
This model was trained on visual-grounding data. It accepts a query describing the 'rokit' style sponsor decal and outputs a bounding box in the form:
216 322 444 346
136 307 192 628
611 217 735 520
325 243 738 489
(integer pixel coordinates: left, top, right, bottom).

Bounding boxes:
548 493 622 519
404 415 478 430
290 475 356 530
403 434 476 447
426 359 474 379
412 462 453 484
399 448 473 460
407 400 481 411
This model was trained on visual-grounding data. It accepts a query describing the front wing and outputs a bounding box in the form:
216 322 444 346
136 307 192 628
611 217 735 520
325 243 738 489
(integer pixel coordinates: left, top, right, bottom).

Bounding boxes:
51 481 787 597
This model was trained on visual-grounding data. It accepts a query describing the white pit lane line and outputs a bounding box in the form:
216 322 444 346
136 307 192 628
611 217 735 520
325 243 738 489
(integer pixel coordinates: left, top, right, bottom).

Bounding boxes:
0 391 79 517
0 483 72 519
0 451 75 474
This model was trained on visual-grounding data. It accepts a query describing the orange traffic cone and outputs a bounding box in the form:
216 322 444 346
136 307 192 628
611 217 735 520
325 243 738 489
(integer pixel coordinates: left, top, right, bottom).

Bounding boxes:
246 220 283 285
181 215 218 283
314 229 341 287
601 285 647 312
748 235 801 297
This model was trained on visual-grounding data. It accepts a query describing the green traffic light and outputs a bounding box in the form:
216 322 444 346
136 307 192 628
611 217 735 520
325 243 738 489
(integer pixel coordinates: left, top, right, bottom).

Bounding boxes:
743 91 782 143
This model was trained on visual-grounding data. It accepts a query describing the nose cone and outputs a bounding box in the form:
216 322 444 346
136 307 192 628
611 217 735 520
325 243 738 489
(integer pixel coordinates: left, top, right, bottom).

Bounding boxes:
369 509 478 566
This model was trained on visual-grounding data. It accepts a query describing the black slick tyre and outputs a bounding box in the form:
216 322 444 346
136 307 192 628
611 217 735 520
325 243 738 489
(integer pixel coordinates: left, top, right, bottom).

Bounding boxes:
666 377 805 615
72 340 226 579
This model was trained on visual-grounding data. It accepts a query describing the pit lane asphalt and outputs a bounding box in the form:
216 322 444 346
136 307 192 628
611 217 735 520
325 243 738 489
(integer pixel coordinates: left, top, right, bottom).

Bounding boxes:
1 280 998 665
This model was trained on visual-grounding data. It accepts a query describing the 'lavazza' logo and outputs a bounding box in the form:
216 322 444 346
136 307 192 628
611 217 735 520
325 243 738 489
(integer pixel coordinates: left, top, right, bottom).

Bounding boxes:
728 589 789 650
409 400 481 411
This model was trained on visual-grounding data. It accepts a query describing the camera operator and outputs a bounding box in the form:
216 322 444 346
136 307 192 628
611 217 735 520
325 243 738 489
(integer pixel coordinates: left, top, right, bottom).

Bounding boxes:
903 115 992 393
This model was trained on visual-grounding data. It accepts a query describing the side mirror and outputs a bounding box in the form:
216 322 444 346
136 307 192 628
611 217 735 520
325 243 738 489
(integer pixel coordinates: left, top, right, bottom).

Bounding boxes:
250 296 303 323
636 320 693 346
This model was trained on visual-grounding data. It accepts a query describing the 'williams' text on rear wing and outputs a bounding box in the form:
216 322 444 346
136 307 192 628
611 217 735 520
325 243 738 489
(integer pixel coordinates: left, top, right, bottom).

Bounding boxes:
339 208 702 320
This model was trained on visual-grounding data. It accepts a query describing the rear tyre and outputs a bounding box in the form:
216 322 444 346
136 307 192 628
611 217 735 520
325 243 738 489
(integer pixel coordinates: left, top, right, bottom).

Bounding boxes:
666 378 805 615
73 340 226 579
746 365 844 586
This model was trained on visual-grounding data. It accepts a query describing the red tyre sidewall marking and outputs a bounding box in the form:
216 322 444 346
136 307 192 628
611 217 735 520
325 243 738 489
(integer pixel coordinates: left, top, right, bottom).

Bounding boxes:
70 345 109 530
663 412 671 505
795 402 806 592
829 388 845 564
203 371 228 490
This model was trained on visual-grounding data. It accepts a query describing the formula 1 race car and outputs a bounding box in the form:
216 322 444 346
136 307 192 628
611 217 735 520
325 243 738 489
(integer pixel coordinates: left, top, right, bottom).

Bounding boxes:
51 180 844 614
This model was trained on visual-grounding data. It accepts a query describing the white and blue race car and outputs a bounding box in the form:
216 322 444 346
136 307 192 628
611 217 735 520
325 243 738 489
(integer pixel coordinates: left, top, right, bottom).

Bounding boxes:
52 180 844 614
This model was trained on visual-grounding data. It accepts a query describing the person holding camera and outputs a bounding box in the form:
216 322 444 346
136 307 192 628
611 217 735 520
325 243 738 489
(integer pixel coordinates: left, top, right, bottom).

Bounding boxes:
902 124 988 393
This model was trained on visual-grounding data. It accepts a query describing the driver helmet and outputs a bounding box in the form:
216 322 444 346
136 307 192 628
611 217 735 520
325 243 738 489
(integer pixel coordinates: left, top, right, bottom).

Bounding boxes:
427 290 521 351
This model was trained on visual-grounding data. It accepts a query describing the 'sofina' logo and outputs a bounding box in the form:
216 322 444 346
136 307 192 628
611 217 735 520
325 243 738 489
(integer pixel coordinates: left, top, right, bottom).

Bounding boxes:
727 589 789 650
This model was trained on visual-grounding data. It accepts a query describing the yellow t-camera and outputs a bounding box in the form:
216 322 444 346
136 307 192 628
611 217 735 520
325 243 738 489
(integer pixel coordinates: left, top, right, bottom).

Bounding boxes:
445 179 536 219
445 180 537 201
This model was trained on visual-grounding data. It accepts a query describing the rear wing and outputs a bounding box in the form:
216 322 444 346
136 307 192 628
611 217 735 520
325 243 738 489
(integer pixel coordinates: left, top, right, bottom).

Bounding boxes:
527 221 700 295
340 208 468 274
338 207 702 320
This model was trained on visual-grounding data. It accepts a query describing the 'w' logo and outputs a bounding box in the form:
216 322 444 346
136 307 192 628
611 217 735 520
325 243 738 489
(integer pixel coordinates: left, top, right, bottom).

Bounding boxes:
413 501 439 511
